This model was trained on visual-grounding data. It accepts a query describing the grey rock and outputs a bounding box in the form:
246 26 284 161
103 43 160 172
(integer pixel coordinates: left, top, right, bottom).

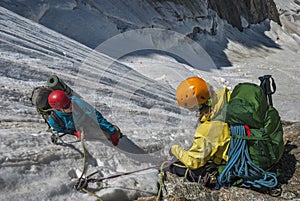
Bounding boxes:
137 121 300 200
208 0 280 31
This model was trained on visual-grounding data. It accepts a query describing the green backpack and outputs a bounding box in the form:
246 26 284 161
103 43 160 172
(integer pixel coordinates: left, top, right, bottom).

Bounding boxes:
225 80 284 170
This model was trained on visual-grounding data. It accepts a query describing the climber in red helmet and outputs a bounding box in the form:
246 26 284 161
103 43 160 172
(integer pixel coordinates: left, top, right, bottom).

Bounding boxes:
47 90 121 146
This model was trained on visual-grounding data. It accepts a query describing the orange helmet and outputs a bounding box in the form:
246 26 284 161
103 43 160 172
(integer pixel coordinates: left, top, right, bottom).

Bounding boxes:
176 77 210 108
48 90 71 110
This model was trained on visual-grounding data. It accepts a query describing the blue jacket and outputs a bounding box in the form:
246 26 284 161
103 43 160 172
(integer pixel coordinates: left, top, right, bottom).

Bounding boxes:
48 96 116 136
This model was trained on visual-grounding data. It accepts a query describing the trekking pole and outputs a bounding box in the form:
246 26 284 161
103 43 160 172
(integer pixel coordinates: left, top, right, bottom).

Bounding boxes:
259 75 276 106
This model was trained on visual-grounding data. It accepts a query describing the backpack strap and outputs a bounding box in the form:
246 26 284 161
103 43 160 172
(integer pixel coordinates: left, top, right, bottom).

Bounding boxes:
41 113 52 130
51 111 66 130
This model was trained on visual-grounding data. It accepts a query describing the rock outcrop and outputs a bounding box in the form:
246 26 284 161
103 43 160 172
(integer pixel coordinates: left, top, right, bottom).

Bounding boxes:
137 121 300 200
208 0 281 30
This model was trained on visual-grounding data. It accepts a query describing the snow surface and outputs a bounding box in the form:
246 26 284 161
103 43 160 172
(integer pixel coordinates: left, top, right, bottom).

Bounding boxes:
0 0 300 200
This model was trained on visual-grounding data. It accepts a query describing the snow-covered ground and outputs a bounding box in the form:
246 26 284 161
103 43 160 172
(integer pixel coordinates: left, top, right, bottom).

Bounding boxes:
0 0 300 200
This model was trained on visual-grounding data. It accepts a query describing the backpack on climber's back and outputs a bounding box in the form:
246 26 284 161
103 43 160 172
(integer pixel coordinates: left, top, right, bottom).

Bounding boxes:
30 86 53 118
30 75 77 122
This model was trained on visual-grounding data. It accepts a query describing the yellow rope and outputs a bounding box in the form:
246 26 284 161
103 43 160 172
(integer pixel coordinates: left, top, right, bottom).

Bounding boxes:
184 168 189 180
172 163 186 168
77 133 174 201
156 160 175 201
44 112 102 200
170 162 190 181
78 132 87 180
157 160 191 200
76 132 104 201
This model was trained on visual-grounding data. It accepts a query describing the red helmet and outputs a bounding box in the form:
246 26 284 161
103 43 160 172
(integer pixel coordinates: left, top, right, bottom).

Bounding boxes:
48 90 71 110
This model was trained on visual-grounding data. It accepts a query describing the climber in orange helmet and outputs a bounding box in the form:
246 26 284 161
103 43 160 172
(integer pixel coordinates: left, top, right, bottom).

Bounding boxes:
169 76 231 185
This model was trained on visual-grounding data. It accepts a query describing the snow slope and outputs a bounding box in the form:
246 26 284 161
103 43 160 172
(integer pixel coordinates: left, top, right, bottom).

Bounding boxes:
0 0 211 48
0 7 196 201
0 0 300 200
1 0 299 122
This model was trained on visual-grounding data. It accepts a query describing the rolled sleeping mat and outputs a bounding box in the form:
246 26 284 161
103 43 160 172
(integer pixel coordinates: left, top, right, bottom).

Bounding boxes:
46 75 80 97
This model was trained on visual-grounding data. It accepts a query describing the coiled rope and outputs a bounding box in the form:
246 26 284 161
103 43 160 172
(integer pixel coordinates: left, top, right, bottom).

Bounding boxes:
218 125 278 189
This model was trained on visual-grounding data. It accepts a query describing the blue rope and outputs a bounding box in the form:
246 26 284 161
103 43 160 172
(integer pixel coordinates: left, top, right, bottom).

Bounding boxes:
218 125 278 189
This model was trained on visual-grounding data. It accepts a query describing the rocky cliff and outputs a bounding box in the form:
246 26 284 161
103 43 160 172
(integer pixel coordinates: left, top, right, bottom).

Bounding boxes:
208 0 280 30
0 0 281 48
137 121 300 201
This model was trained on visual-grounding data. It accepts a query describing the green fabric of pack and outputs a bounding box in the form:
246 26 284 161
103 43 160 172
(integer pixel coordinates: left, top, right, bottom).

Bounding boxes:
226 83 284 170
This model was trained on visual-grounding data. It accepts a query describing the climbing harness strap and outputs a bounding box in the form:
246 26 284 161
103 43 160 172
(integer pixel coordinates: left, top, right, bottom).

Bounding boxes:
73 132 104 201
157 160 178 200
51 111 66 130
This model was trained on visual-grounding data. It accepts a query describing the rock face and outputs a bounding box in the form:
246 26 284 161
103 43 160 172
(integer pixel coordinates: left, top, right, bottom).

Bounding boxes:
136 121 300 201
208 0 280 30
0 0 281 48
